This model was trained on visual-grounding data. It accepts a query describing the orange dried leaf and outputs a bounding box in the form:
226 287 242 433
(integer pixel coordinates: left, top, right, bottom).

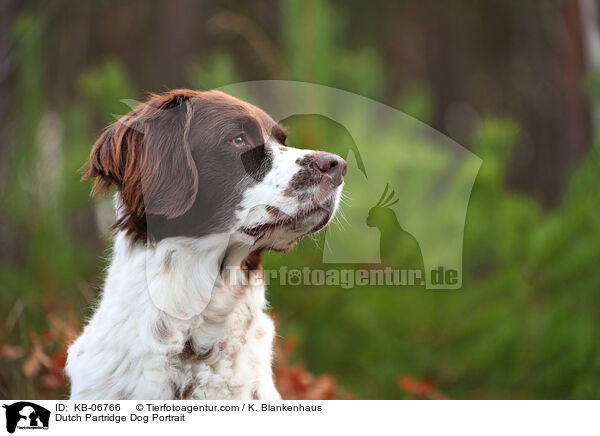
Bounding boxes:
22 353 42 378
41 372 65 389
0 345 25 360
398 375 449 400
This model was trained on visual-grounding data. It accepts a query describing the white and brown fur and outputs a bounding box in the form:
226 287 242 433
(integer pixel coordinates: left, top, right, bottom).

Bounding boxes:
65 90 346 399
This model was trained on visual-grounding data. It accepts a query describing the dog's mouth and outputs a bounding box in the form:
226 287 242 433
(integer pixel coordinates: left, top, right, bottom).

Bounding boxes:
239 179 343 250
242 204 332 241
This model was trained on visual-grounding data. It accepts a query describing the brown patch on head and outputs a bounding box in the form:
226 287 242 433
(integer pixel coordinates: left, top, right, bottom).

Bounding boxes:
251 389 260 400
270 124 288 144
284 152 322 196
295 155 315 167
82 89 285 242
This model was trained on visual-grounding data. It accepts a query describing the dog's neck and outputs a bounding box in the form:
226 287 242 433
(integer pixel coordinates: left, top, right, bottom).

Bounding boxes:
110 194 258 320
65 195 279 400
111 231 254 322
69 230 275 399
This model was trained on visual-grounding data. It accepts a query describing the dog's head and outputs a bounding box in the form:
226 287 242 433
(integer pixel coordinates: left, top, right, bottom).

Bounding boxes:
84 89 346 252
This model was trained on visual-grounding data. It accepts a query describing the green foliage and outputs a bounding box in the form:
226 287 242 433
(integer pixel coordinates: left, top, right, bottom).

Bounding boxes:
396 82 435 124
1 14 100 338
187 53 240 91
78 59 137 123
268 109 600 399
282 0 338 84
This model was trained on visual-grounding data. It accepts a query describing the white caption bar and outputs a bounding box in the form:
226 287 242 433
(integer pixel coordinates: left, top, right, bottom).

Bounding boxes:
1 400 598 436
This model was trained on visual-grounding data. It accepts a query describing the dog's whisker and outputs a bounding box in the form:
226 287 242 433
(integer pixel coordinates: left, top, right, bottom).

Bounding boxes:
338 209 351 227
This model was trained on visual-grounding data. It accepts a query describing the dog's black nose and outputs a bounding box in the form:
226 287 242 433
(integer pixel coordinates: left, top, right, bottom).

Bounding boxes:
314 153 347 187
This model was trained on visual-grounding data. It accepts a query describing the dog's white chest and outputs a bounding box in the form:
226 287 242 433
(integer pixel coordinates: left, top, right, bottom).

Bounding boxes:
66 237 279 400
170 282 278 400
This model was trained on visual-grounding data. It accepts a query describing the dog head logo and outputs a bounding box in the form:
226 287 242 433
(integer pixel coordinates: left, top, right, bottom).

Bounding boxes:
2 402 50 433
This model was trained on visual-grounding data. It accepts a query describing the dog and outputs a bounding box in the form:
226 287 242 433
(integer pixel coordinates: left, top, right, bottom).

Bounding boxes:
65 89 346 399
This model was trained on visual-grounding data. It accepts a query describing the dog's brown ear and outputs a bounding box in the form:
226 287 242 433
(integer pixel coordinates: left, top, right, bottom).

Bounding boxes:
82 90 199 220
82 121 125 195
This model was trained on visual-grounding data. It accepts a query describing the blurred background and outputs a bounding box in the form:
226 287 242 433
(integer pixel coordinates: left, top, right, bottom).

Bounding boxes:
1 0 600 399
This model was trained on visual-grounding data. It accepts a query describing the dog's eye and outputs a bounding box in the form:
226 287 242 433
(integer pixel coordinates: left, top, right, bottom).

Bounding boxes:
232 135 246 147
